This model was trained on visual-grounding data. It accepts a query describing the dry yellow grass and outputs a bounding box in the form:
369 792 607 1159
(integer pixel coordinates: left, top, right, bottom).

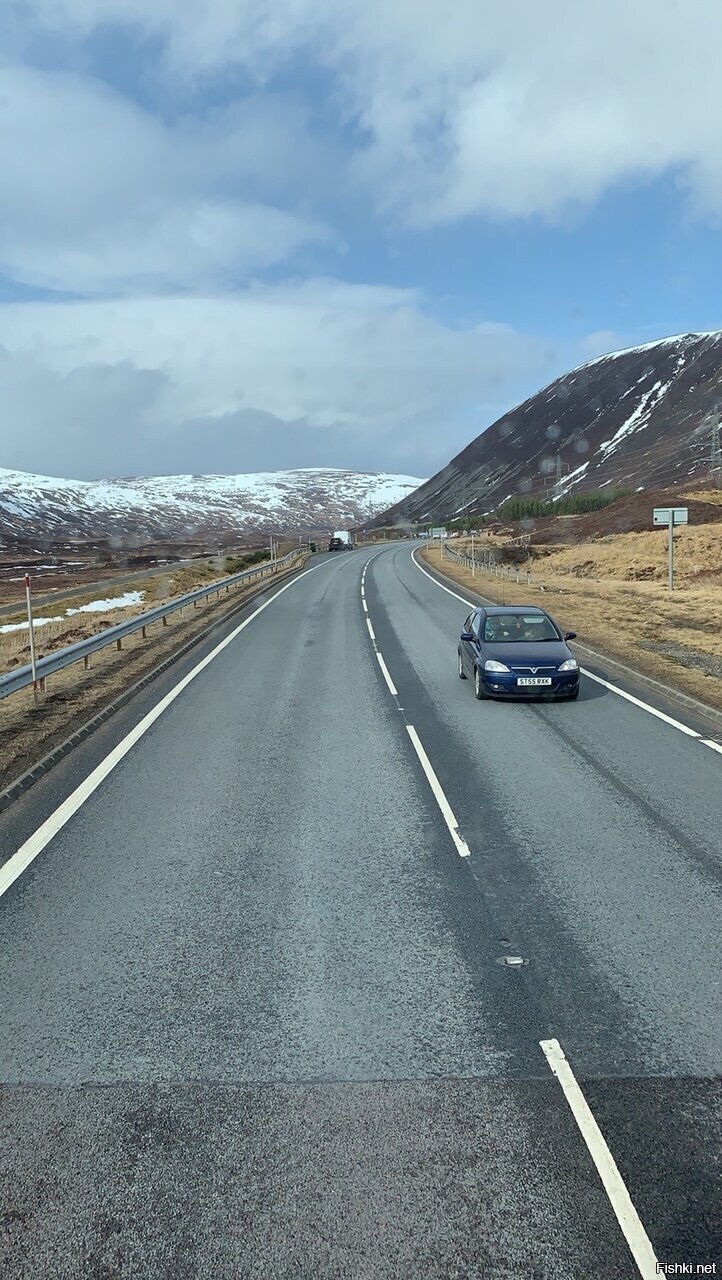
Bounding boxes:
537 522 722 585
424 538 722 714
686 489 722 505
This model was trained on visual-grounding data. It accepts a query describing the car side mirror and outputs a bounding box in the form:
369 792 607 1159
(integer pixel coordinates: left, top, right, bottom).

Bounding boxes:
564 631 577 640
460 630 474 642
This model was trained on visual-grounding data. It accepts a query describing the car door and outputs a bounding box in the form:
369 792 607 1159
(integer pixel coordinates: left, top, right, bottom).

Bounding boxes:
461 612 475 672
470 610 483 671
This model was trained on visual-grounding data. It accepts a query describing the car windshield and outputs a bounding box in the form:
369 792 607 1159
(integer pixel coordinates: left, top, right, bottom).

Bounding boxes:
483 615 560 643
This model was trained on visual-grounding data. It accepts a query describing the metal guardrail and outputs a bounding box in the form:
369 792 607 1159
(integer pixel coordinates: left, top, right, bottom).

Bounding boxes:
0 549 306 700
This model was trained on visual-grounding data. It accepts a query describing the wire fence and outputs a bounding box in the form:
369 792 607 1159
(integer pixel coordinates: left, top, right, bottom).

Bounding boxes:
441 540 532 585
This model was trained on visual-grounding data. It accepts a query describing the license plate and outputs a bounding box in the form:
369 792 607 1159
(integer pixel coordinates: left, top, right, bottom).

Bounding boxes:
517 677 552 686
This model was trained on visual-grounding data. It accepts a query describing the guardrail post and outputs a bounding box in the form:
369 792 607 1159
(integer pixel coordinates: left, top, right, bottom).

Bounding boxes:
84 655 90 670
116 638 123 651
142 625 147 638
163 615 169 627
516 568 520 583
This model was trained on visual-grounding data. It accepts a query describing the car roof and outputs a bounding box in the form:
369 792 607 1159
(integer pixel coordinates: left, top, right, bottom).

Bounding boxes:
480 606 547 617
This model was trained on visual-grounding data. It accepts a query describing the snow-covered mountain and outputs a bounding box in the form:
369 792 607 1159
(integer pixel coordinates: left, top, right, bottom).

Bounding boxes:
0 467 426 545
374 331 722 525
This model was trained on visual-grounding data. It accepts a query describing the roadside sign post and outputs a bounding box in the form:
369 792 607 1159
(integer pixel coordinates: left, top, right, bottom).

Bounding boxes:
653 507 688 590
24 574 39 708
471 532 475 576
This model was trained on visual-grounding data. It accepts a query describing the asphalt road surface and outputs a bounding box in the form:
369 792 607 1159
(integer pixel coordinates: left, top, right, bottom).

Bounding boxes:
1 543 720 1279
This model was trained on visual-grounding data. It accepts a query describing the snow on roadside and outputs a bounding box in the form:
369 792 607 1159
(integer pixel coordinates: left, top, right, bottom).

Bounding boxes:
66 591 143 615
0 591 144 633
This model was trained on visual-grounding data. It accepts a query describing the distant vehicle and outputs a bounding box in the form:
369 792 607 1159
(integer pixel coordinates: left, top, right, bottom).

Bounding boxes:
329 530 353 551
458 606 579 701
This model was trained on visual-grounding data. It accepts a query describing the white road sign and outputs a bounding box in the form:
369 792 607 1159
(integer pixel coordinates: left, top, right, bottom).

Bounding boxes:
653 507 688 526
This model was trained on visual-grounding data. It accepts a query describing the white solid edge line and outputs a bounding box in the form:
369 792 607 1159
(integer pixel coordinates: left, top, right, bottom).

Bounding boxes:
366 618 376 641
410 548 714 747
579 669 701 737
700 738 722 754
406 725 471 858
0 564 321 900
376 652 397 695
539 1039 660 1279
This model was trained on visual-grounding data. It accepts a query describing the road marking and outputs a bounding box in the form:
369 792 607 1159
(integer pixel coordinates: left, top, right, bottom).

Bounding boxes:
405 725 471 858
366 618 376 641
376 652 398 695
540 1039 660 1280
362 599 368 613
580 669 701 736
0 564 321 900
411 548 718 751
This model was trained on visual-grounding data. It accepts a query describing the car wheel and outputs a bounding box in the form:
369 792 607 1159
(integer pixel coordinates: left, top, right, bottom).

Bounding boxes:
458 650 467 680
474 665 487 700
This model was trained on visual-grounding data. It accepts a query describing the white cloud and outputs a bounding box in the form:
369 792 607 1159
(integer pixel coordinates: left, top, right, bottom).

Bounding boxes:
0 281 567 477
0 65 336 293
11 0 722 225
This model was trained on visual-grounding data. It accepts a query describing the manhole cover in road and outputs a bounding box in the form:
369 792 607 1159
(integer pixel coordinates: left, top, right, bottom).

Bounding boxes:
497 955 528 967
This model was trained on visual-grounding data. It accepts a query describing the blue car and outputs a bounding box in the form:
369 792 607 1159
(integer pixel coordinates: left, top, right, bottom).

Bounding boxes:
458 606 580 701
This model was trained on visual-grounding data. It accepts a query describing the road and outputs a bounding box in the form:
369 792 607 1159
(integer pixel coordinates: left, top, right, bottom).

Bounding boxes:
1 542 720 1279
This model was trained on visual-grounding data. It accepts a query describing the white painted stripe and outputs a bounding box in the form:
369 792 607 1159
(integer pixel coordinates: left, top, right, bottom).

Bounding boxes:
362 600 368 613
366 618 375 641
540 1039 660 1279
376 652 397 695
411 547 470 606
0 564 320 900
700 738 722 754
411 548 718 750
580 669 701 737
405 725 471 858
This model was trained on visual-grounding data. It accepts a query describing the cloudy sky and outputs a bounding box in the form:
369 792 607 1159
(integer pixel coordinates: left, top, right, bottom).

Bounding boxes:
1 1 721 481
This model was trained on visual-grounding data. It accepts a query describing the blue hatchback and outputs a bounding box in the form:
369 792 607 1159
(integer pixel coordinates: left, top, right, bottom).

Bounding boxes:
458 606 580 701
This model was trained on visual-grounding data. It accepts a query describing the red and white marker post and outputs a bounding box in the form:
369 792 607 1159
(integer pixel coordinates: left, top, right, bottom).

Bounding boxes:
24 574 39 708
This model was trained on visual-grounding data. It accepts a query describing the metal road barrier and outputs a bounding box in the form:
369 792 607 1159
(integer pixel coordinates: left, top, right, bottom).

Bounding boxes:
0 549 306 700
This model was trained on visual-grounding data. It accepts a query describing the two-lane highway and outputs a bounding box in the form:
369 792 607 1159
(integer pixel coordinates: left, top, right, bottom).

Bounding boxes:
1 543 720 1278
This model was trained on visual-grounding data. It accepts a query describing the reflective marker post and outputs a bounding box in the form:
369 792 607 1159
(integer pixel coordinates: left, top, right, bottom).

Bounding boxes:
653 507 688 591
24 574 39 708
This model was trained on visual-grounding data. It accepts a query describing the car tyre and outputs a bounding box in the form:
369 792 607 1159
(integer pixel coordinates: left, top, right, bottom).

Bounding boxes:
458 650 467 680
474 665 487 700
